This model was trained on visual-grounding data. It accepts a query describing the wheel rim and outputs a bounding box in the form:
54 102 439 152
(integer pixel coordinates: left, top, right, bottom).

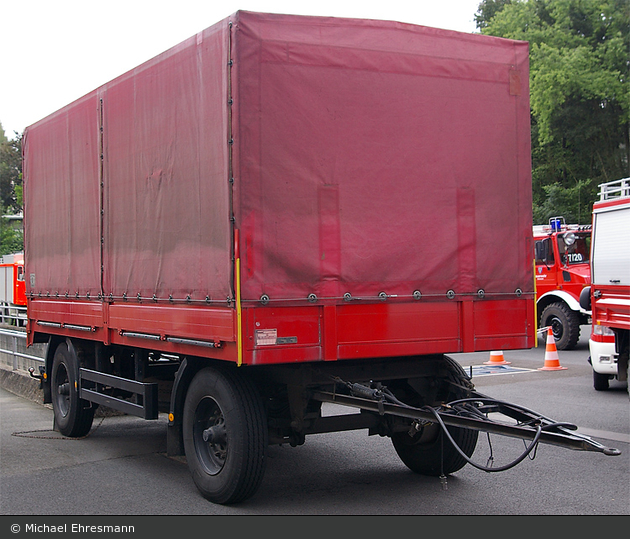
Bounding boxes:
192 396 227 475
53 363 71 417
549 316 564 341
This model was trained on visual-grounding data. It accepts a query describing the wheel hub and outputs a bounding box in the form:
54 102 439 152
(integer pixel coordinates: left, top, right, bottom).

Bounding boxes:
202 423 226 445
550 316 564 339
193 397 228 474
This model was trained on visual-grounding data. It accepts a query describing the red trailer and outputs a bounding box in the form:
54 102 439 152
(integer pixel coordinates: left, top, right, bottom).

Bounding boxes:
23 11 618 504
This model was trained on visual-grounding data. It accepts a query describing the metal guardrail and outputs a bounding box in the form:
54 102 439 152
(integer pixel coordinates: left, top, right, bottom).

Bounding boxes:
0 304 27 327
0 326 45 371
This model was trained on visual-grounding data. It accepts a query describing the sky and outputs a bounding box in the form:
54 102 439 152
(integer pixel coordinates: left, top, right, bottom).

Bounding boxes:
1 0 482 138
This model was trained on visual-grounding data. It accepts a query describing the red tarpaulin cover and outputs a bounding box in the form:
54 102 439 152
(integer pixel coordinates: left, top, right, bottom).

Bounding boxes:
25 21 232 303
232 12 533 302
24 11 533 306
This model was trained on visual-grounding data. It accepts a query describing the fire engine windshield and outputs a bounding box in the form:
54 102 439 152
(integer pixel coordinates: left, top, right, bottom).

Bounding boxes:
557 232 590 265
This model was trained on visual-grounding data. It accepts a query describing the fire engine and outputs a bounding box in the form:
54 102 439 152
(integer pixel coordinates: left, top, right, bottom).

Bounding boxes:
0 252 26 325
534 218 592 349
580 178 630 391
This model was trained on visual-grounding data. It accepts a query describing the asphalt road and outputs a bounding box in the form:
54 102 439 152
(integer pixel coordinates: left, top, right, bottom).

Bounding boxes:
1 326 628 517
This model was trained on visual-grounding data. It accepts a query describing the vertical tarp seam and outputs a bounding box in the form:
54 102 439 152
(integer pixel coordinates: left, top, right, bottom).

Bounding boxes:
228 20 235 301
228 18 243 363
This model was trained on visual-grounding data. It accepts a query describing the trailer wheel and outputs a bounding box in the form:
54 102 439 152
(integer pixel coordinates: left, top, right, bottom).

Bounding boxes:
392 356 478 476
183 366 267 505
51 341 95 437
540 302 580 350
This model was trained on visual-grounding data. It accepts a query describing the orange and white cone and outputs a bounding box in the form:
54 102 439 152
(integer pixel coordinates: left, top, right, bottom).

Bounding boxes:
538 327 567 371
484 350 510 365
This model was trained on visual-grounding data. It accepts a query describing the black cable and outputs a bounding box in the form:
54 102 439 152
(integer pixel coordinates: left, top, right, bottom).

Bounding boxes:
485 432 495 468
445 397 578 431
422 405 543 473
330 377 549 473
375 382 546 473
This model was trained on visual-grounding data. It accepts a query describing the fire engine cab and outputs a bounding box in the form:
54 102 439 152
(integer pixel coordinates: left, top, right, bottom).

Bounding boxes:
534 218 591 350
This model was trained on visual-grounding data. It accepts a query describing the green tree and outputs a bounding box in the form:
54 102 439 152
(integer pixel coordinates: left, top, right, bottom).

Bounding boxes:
0 123 23 255
476 0 630 224
0 124 23 212
474 0 514 29
0 208 23 256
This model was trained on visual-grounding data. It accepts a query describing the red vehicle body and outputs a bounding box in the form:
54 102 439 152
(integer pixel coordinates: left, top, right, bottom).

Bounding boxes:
0 253 26 307
533 219 591 349
23 11 542 503
583 179 630 390
0 253 26 326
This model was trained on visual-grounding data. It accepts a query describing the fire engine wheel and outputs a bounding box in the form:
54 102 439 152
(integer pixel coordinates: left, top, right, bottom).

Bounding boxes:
182 366 267 505
592 369 610 391
540 302 580 350
391 355 478 476
50 341 95 438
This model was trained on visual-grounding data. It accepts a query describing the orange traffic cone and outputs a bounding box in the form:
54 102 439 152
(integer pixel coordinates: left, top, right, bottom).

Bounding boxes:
484 350 510 365
538 327 567 371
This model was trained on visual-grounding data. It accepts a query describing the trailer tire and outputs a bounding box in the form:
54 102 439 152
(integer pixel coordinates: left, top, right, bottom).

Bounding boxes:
392 355 478 476
183 366 267 505
51 341 95 438
540 302 580 350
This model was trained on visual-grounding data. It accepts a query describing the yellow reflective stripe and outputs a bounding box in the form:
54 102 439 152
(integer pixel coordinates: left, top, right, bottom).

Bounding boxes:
236 256 243 366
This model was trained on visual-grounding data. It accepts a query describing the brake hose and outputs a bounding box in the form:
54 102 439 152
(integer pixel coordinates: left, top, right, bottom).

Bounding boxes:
421 404 543 473
377 385 547 473
335 377 555 473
